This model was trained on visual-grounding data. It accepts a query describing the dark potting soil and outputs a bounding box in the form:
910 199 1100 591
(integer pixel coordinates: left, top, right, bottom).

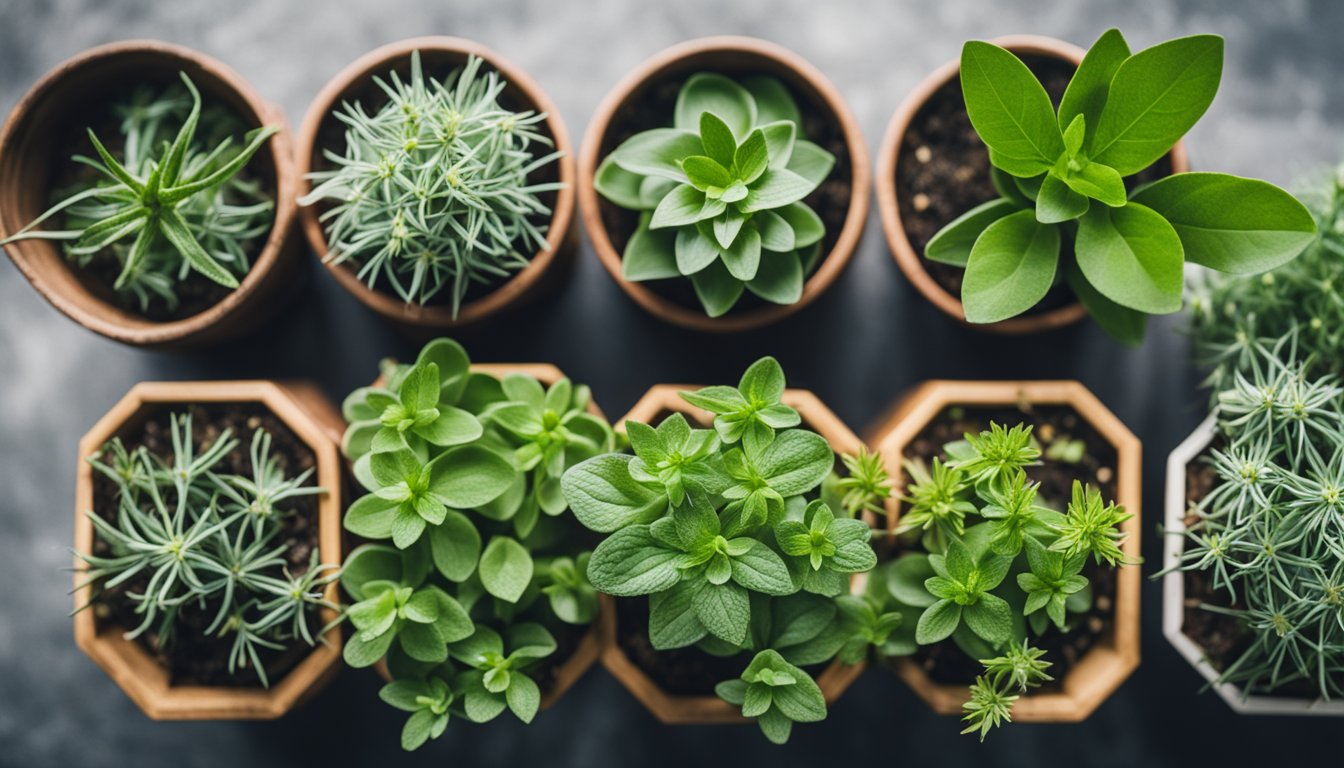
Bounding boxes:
88 403 321 687
309 54 561 309
895 404 1121 691
50 84 276 322
595 70 853 315
895 54 1175 315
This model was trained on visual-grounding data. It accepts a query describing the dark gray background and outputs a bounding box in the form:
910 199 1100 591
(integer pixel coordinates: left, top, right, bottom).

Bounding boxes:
1 0 1340 765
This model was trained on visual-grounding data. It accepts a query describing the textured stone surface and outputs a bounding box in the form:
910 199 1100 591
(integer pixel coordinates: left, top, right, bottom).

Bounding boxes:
0 0 1340 765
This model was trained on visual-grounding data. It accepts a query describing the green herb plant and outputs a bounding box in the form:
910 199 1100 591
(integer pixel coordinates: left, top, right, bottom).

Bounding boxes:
75 413 334 687
1 73 277 313
339 338 613 750
561 357 888 744
928 29 1316 344
862 422 1134 739
302 53 562 317
594 74 835 317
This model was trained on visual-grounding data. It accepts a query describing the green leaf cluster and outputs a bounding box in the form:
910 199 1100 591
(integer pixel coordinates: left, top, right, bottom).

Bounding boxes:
339 337 613 750
561 356 880 743
930 29 1316 344
2 73 277 313
595 73 835 317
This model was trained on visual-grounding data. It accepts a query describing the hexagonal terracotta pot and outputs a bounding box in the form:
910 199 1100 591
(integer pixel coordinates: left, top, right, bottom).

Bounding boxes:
868 380 1141 721
73 381 345 719
297 38 577 330
0 41 302 350
1163 416 1344 715
599 384 867 724
874 35 1189 335
361 361 605 712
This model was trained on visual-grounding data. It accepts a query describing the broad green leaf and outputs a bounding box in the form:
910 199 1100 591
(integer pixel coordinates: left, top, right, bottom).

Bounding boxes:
340 544 402 601
683 155 733 191
745 252 803 306
700 112 737 167
734 130 769 184
744 75 802 126
594 155 649 209
1066 261 1148 346
622 217 680 281
649 581 708 649
344 627 395 667
478 536 534 603
691 259 745 317
886 554 937 608
962 593 1013 645
675 73 756 138
925 199 1018 267
676 226 721 275
586 525 684 595
778 203 824 248
753 429 833 496
399 621 448 663
505 673 540 723
742 169 815 213
784 140 835 187
713 208 746 249
720 224 762 281
609 128 701 181
1036 173 1089 224
430 511 481 582
756 210 796 252
693 581 751 645
960 41 1064 177
650 184 707 229
344 494 398 540
759 121 797 170
1064 161 1127 207
1058 28 1132 132
962 210 1060 323
915 598 962 644
428 446 515 508
730 540 796 595
1075 202 1184 314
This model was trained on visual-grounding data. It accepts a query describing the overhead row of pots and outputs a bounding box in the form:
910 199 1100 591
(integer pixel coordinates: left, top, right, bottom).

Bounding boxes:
0 34 1150 347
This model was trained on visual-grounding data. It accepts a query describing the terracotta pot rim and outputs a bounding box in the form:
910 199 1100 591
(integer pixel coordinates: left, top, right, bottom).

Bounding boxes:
72 380 344 720
578 35 870 333
0 39 298 346
295 36 576 329
875 34 1191 336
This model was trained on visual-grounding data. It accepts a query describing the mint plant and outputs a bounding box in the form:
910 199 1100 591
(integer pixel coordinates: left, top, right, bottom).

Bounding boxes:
76 412 334 687
561 357 885 743
595 73 834 317
339 338 613 750
928 29 1316 344
2 73 277 313
863 422 1134 739
302 53 562 317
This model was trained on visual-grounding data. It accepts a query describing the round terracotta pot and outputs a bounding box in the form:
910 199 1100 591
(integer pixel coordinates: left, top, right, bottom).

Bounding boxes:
876 35 1191 335
0 40 302 350
579 36 870 333
296 38 577 329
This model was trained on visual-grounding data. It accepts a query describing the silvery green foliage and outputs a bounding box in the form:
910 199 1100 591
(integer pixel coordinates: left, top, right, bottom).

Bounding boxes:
1167 339 1344 700
75 413 333 688
561 357 883 744
1 74 276 313
302 53 562 317
339 338 612 751
594 74 835 317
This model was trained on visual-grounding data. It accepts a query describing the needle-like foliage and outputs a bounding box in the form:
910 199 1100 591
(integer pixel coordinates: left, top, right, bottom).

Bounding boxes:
302 53 563 317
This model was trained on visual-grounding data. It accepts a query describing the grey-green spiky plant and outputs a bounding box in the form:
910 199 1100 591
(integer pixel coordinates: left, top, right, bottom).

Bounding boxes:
76 413 333 687
302 53 562 317
0 73 277 313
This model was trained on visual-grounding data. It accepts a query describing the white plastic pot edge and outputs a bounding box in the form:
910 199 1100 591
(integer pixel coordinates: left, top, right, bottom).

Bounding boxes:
1163 414 1344 716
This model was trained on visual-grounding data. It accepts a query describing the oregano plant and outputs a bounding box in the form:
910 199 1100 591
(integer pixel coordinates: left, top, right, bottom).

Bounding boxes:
595 74 835 317
561 357 886 744
339 338 613 750
928 29 1316 344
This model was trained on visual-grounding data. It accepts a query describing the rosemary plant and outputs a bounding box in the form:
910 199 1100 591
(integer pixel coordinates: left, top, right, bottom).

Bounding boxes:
302 53 562 317
76 413 333 687
1 73 277 313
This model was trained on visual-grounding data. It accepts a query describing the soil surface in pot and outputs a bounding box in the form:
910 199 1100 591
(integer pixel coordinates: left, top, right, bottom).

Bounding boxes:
895 53 1174 316
48 83 276 322
88 403 321 687
596 70 852 317
308 55 561 311
893 404 1121 692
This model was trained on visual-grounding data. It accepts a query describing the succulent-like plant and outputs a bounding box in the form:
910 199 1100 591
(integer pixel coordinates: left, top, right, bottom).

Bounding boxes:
339 338 612 750
928 29 1316 344
595 74 835 317
1 73 277 313
864 422 1133 739
302 53 562 317
76 413 334 687
561 357 886 744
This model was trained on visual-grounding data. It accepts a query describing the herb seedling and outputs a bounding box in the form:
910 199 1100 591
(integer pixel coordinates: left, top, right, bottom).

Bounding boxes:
929 29 1316 343
595 74 834 317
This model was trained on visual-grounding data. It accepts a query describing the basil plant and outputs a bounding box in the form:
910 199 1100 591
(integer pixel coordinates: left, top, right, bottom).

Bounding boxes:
339 338 614 750
561 357 888 744
595 73 835 317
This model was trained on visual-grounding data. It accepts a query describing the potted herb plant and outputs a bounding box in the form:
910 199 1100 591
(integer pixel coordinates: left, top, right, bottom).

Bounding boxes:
579 36 869 332
876 30 1316 343
73 381 345 719
337 338 612 750
0 40 301 349
297 38 575 329
1162 168 1344 714
865 380 1142 733
561 358 889 743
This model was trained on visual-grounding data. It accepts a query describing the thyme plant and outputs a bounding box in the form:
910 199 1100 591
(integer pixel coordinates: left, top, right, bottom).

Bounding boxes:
302 53 562 317
594 73 834 317
561 358 887 744
1 73 277 313
339 338 613 750
75 413 334 687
